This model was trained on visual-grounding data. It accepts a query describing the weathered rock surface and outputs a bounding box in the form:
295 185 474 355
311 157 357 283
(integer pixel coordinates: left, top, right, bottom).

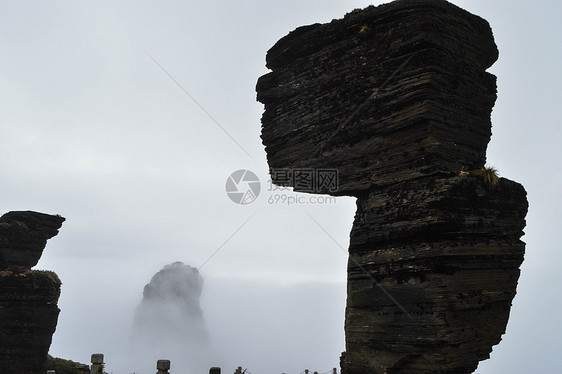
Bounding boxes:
0 211 65 269
257 1 528 373
257 0 498 194
346 176 527 373
0 211 64 374
0 269 62 374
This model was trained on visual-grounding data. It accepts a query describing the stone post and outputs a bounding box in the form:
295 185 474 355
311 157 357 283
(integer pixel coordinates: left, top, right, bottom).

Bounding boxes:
90 353 104 374
210 367 221 374
157 359 170 374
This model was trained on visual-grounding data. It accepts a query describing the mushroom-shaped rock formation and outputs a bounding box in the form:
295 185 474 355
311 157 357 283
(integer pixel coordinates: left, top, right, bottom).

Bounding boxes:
256 1 528 373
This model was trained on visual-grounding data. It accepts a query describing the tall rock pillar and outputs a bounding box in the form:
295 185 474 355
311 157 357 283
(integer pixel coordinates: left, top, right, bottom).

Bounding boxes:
256 1 528 373
0 211 65 373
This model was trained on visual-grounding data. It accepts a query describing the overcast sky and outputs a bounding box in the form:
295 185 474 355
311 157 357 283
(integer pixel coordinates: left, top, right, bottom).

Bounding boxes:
1 1 560 373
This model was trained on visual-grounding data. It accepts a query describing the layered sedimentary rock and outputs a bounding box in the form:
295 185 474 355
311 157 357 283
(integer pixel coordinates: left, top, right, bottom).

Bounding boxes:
0 269 62 372
0 211 65 374
0 211 65 268
257 1 528 373
346 176 527 373
257 0 498 193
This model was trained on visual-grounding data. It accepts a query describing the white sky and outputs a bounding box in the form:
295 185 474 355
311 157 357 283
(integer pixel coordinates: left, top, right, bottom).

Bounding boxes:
1 1 560 373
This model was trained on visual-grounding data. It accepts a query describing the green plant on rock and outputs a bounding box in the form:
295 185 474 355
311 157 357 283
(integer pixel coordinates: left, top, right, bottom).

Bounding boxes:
33 270 62 284
459 166 499 187
359 24 371 35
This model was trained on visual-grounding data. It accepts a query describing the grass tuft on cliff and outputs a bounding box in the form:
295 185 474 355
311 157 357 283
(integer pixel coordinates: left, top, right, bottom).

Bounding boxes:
33 269 62 285
459 166 499 187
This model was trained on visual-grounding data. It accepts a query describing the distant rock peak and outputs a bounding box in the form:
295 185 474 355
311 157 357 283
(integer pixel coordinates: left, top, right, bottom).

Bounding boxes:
134 261 208 343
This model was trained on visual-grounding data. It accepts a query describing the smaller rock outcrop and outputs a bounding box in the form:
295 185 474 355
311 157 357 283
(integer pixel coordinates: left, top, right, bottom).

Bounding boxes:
0 210 65 374
0 211 65 268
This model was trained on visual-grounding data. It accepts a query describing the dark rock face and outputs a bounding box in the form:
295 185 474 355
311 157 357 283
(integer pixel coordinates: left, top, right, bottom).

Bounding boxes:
0 211 64 374
257 1 528 373
0 211 65 269
346 176 527 373
0 270 62 373
257 0 498 194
